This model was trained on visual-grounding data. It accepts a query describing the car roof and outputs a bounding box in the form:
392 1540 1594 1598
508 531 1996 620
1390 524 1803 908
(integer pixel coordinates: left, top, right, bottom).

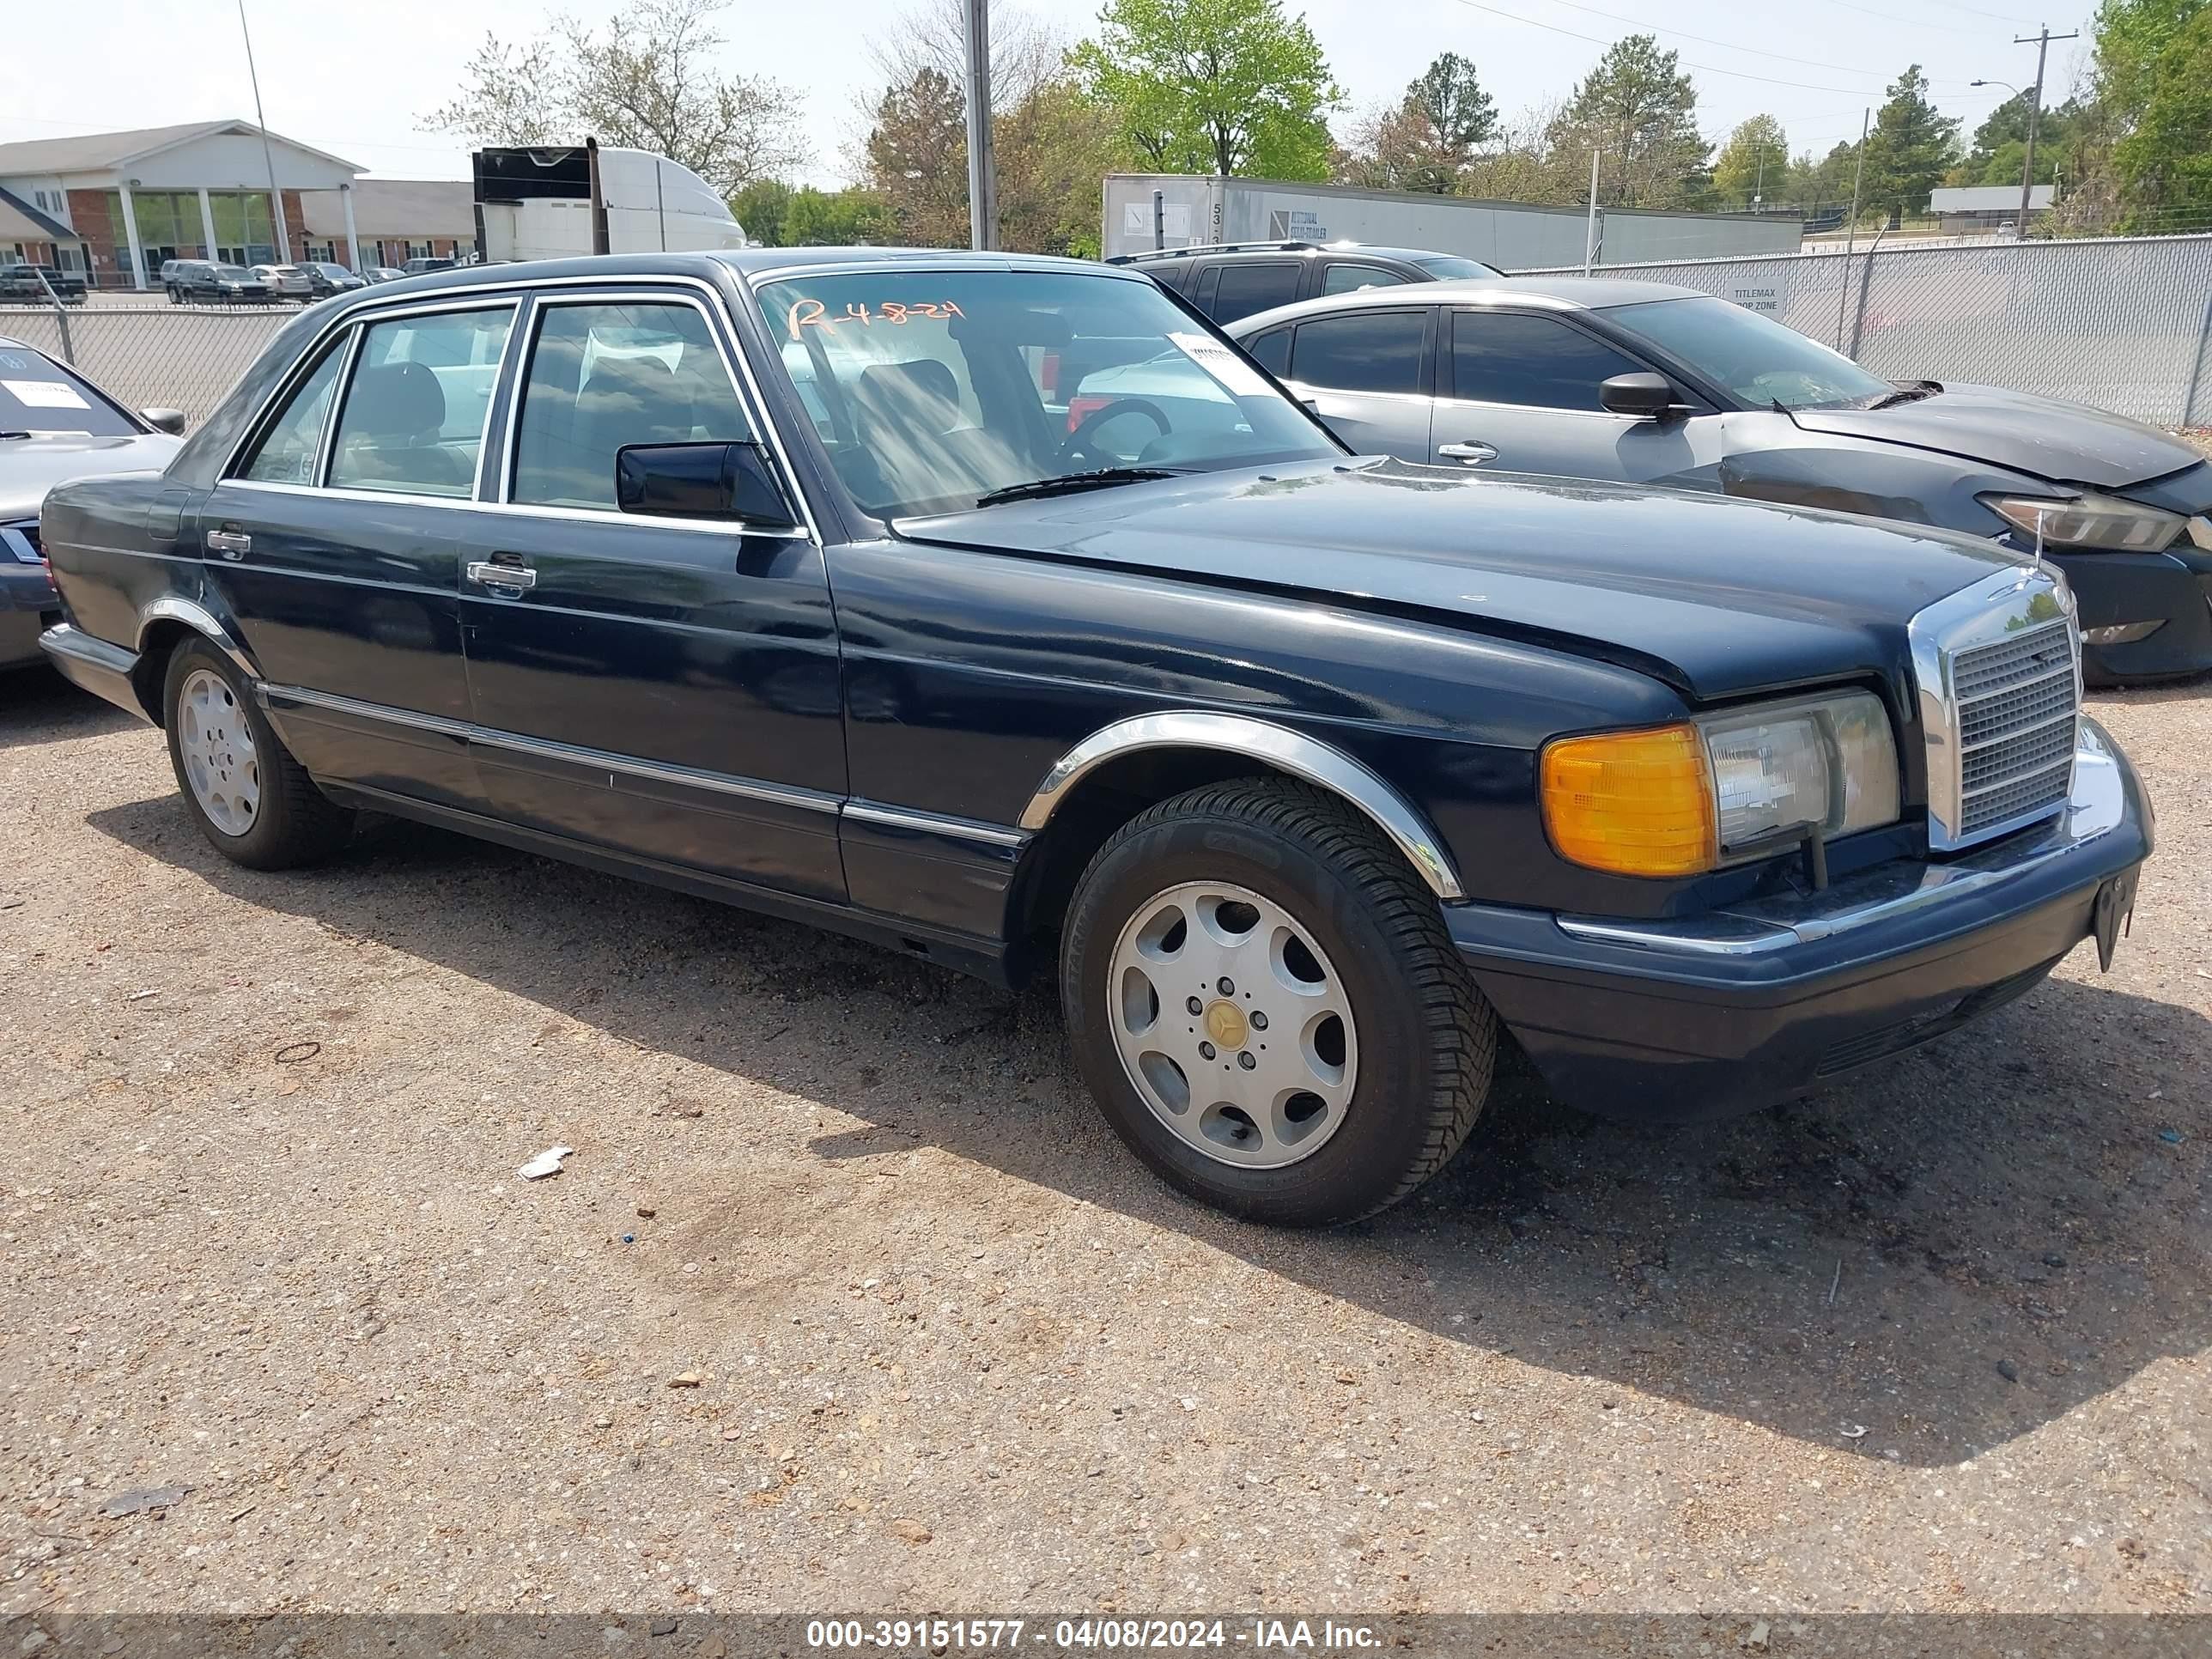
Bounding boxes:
318 247 1152 307
1223 275 1711 335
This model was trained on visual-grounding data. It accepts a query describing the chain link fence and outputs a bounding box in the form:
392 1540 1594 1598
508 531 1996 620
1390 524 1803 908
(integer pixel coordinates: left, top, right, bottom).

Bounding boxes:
1524 233 2212 428
0 303 292 429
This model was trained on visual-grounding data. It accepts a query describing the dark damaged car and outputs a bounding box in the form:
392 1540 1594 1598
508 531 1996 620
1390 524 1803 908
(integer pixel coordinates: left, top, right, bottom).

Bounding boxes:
1229 279 2212 683
36 251 2153 1226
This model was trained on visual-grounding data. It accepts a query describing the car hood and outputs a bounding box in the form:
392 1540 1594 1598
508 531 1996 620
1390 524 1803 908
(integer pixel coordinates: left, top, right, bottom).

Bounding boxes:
898 460 2022 701
1787 382 2203 491
0 433 180 520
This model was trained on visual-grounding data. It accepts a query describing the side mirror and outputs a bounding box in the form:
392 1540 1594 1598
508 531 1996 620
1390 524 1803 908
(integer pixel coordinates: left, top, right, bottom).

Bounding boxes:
615 441 797 528
141 408 187 436
1598 372 1684 421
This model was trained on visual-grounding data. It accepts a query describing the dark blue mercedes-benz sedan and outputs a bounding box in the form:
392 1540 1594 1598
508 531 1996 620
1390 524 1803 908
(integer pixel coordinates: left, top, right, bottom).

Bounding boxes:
36 249 2153 1226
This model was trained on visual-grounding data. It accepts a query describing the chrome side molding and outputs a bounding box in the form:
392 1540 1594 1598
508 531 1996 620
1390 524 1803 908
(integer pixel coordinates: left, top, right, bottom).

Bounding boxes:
1019 710 1465 901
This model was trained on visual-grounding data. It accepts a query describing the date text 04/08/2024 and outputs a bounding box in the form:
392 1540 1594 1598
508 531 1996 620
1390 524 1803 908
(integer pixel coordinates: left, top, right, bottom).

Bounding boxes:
803 1618 1384 1650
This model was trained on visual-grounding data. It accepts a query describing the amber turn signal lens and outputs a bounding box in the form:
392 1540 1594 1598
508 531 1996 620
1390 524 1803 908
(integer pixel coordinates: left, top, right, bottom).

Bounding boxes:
1540 723 1717 878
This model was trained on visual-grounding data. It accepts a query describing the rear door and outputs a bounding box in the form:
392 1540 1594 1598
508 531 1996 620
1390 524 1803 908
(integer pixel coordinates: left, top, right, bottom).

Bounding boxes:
1432 307 1725 483
1279 307 1434 460
1206 260 1304 325
204 297 516 806
457 285 846 902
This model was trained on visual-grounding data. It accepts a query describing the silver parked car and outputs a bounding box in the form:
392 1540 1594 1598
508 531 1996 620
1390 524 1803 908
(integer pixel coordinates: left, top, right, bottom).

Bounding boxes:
1 339 183 671
1225 276 2212 684
251 264 319 301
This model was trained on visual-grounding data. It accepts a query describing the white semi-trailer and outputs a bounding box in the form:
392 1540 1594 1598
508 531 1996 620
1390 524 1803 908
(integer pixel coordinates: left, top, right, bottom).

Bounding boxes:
473 144 748 263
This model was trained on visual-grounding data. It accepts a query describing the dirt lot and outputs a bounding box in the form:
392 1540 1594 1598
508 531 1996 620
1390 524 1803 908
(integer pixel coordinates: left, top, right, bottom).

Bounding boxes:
2 669 2207 1623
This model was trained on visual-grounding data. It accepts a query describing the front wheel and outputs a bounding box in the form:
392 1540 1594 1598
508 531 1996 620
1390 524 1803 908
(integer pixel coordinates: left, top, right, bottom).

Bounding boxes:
1060 779 1497 1227
161 639 353 869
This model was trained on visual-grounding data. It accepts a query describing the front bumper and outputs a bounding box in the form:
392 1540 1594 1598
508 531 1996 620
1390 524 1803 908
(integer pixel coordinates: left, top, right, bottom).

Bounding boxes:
2 561 60 669
1451 720 2153 1123
2054 544 2212 681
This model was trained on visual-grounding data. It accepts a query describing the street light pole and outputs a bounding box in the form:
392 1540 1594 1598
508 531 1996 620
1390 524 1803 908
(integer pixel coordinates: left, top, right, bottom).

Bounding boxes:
2014 27 2077 234
962 0 996 252
237 0 290 262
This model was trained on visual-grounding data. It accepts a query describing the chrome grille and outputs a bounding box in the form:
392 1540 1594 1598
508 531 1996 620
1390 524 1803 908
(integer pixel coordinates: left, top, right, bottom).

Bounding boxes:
1951 617 2077 839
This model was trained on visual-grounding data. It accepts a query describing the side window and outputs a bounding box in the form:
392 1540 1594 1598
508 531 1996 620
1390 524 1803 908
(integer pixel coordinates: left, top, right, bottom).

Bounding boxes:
240 342 346 483
327 307 514 497
1322 263 1410 295
511 300 754 510
1209 261 1301 323
1244 326 1291 378
1290 311 1426 396
1449 310 1644 411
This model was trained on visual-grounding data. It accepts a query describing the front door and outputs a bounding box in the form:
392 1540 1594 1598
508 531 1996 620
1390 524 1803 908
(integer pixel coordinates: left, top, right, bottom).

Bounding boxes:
1431 307 1728 486
458 289 847 903
204 299 516 806
1279 307 1435 459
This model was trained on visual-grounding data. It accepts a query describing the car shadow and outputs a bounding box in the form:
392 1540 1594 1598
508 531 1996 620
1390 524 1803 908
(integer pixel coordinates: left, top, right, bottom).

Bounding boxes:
0 665 139 749
84 795 2212 1468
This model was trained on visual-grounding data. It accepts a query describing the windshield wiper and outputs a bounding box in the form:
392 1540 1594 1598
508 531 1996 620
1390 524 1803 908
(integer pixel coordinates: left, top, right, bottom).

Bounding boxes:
971 467 1182 509
1865 380 1942 410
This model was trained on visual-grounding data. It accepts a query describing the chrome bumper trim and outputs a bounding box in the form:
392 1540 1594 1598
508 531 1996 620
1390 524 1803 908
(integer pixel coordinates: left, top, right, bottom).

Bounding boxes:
1556 720 2130 959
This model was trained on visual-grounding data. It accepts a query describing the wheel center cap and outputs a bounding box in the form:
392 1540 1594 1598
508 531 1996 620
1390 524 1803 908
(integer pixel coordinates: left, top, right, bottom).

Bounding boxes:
1203 1000 1249 1049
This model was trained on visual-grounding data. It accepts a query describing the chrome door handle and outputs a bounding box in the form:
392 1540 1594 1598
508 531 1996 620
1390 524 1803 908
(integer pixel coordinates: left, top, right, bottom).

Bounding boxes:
1437 441 1498 465
467 559 536 592
205 528 251 558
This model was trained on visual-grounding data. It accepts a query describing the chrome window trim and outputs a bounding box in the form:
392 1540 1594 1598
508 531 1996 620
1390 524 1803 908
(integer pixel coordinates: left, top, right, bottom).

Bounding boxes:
137 597 255 676
220 478 810 541
1557 721 2126 957
1018 710 1464 901
215 273 823 546
1906 563 2080 853
308 323 364 489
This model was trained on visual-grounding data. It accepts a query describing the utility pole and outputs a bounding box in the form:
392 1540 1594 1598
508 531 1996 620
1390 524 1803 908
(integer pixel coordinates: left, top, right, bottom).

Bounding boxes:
1838 107 1869 350
237 1 290 262
963 0 997 251
2014 26 2077 235
1583 149 1600 276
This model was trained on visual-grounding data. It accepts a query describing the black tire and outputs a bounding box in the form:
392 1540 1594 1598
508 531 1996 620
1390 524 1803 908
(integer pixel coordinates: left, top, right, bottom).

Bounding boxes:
1060 778 1496 1227
161 638 353 869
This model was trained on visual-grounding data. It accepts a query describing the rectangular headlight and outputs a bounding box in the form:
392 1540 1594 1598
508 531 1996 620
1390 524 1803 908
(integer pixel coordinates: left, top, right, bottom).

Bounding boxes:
1542 691 1900 877
1984 492 2185 552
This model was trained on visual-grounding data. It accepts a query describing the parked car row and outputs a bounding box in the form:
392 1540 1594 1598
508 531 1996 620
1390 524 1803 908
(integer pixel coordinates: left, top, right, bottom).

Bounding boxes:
23 248 2155 1230
155 258 455 305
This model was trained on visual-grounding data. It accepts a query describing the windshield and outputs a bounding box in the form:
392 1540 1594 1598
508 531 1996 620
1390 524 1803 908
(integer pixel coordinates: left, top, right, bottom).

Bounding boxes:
1604 295 1893 410
754 268 1335 518
1411 254 1498 279
0 343 137 437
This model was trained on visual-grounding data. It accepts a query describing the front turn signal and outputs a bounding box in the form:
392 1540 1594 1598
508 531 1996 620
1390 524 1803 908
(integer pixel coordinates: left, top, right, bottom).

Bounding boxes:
1541 723 1717 878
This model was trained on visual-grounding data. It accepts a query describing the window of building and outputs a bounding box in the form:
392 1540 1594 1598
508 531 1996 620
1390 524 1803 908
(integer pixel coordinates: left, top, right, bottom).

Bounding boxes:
510 301 753 509
327 307 515 498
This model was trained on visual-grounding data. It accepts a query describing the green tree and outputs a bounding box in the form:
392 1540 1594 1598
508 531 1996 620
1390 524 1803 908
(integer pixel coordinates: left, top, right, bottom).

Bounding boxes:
1948 91 2072 187
1071 0 1343 179
1858 65 1961 217
2111 4 2212 215
729 179 791 246
781 187 892 246
861 65 973 247
1711 115 1789 207
1544 34 1710 209
1405 52 1498 158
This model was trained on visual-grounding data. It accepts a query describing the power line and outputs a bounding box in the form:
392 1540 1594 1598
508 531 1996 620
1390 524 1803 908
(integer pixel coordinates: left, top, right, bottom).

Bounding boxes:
1522 0 1980 82
1810 0 2002 36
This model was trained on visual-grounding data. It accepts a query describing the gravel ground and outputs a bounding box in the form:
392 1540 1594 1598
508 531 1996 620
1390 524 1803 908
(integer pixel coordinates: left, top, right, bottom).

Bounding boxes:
1 668 2206 1622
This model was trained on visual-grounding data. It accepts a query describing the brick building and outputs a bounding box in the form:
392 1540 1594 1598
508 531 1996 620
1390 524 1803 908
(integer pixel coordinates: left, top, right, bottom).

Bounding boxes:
0 119 360 289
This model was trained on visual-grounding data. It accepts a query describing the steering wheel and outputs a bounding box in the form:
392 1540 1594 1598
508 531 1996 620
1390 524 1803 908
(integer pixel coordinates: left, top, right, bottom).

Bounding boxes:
1059 397 1172 467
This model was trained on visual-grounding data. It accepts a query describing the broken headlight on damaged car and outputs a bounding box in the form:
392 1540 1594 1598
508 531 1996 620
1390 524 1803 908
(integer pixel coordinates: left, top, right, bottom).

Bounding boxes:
1541 691 1901 878
1984 492 2187 552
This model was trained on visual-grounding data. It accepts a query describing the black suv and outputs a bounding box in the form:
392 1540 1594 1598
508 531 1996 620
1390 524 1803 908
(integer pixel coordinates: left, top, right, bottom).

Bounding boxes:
1109 240 1500 325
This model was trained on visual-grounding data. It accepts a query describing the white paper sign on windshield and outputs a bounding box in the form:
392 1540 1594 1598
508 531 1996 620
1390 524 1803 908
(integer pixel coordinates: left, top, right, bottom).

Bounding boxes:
3 379 89 410
1167 331 1275 399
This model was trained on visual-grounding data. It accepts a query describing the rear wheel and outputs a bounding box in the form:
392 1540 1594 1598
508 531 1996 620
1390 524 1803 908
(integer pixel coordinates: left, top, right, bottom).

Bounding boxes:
1060 779 1497 1226
161 639 352 869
